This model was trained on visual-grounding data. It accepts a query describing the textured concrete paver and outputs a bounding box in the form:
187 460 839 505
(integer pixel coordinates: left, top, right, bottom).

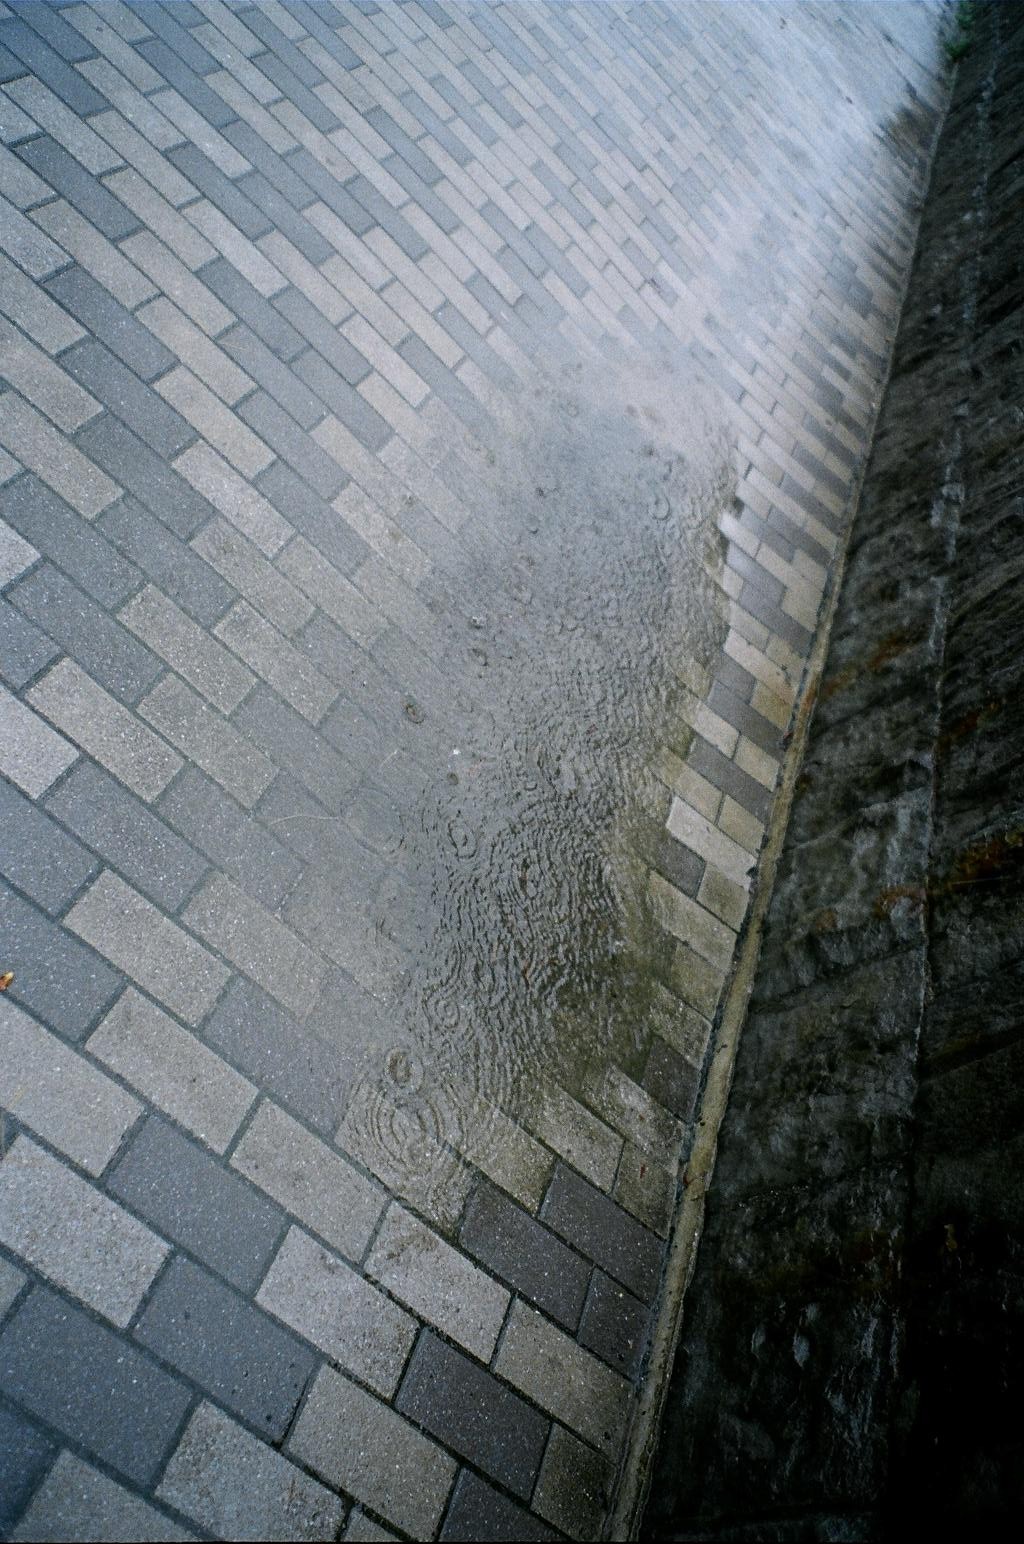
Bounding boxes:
0 0 947 1536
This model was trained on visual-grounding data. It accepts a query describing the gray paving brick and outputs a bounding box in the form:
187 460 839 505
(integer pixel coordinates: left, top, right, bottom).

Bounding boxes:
0 594 60 689
239 685 359 811
202 256 305 361
0 1402 57 1538
44 267 175 382
167 144 271 240
494 1299 630 1458
289 1363 457 1539
367 1203 509 1361
157 367 273 481
214 599 336 723
258 1225 415 1395
0 769 95 915
135 1255 315 1441
0 392 119 519
10 1450 196 1544
294 348 391 452
16 135 138 241
110 1114 283 1292
158 764 301 910
0 877 121 1042
0 24 106 118
184 871 328 1022
0 194 70 281
1 998 140 1176
257 457 368 574
0 1137 168 1326
0 682 77 800
219 320 324 430
0 475 141 609
0 1258 26 1322
158 1401 342 1544
527 1082 622 1191
0 1286 191 1485
398 1330 548 1498
0 317 100 435
238 388 349 501
61 339 195 460
540 1162 663 1303
66 869 229 1027
579 1270 651 1380
0 510 38 589
88 986 255 1153
97 495 233 629
440 1470 559 1543
76 414 215 542
29 659 181 801
232 1098 384 1260
11 563 163 706
533 1423 611 1542
460 1179 589 1330
344 1512 399 1544
119 228 231 335
120 583 255 714
190 517 314 635
139 671 275 809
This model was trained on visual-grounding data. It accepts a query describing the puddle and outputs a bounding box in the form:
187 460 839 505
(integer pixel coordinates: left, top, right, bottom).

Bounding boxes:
340 346 736 1218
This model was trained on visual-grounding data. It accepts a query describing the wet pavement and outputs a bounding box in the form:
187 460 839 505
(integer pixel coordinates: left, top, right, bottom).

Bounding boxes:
0 2 946 1539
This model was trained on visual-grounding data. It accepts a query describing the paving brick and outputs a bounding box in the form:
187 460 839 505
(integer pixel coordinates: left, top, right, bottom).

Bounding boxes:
232 1098 384 1260
440 1469 559 1543
367 1203 509 1361
0 1257 26 1321
1 1287 190 1486
0 874 122 1042
0 773 95 913
120 583 254 714
214 599 336 722
44 266 175 382
257 1225 415 1396
156 366 274 480
614 1140 678 1237
237 687 358 812
10 1449 196 1544
533 1424 612 1542
119 230 231 336
0 1137 167 1326
278 533 384 649
398 1330 548 1498
0 392 118 519
527 1082 622 1191
578 1269 651 1380
190 517 314 635
541 1163 663 1304
343 1512 399 1544
139 671 275 809
104 166 215 271
0 998 140 1176
135 1254 314 1440
237 388 348 501
0 681 78 798
31 199 155 309
76 413 214 542
184 871 328 1021
97 495 232 628
157 1402 342 1544
202 256 304 361
28 659 179 801
0 316 100 434
451 1093 555 1213
11 563 163 706
459 1179 589 1330
110 1114 283 1292
60 339 194 460
582 1065 684 1161
0 32 107 123
0 1402 57 1538
650 873 737 974
0 510 38 588
219 321 323 430
158 764 300 910
16 135 137 241
288 1363 457 1539
494 1298 630 1457
66 868 229 1027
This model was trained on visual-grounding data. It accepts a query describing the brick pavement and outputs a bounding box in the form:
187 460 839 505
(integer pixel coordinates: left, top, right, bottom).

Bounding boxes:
0 2 945 1540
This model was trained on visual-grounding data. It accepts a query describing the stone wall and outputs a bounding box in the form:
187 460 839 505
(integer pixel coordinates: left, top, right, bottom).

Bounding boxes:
644 2 1024 1535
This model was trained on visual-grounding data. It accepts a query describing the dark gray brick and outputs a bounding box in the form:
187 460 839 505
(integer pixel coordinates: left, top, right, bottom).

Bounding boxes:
238 170 333 264
541 1164 663 1303
367 107 443 187
238 685 359 813
436 301 515 390
220 122 318 215
202 258 305 362
202 977 351 1135
133 1 220 75
76 415 216 542
285 149 373 234
0 18 105 114
429 74 499 149
398 336 493 437
0 475 141 609
460 1180 589 1331
230 4 322 86
275 0 361 71
0 777 96 915
256 460 368 576
0 1288 191 1486
110 1116 284 1293
62 340 195 460
256 56 340 136
708 677 783 757
44 268 176 384
159 765 302 912
11 0 91 63
0 594 59 690
0 1400 55 1535
220 323 324 431
0 878 122 1042
686 734 772 824
135 40 232 126
166 144 271 241
382 153 458 234
578 1271 651 1379
641 1036 700 1122
237 389 348 501
726 545 785 606
440 1470 559 1543
255 774 385 897
97 496 233 630
397 1332 549 1500
739 580 814 654
647 820 705 899
346 174 430 261
8 563 163 705
294 350 389 451
15 138 138 241
134 1256 315 1441
400 88 473 168
44 760 208 914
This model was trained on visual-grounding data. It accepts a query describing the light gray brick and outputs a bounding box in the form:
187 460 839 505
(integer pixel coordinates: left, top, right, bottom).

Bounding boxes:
191 518 314 636
138 671 275 809
277 534 386 649
667 794 756 889
0 682 78 796
231 1099 384 1258
343 1513 399 1543
75 58 184 154
103 168 215 272
0 143 50 212
0 517 37 588
0 1256 25 1320
2 77 122 176
120 584 254 714
65 869 230 1027
582 1066 685 1159
118 231 231 336
88 988 256 1154
215 600 336 723
93 109 195 207
335 1079 472 1237
452 1092 554 1212
0 1136 168 1326
0 194 69 280
257 1225 416 1396
174 443 291 557
493 1299 631 1456
0 250 84 355
31 199 156 308
366 1202 509 1361
0 317 99 433
184 873 328 1022
527 1083 622 1191
11 1450 196 1544
156 367 273 479
288 1364 457 1539
614 1141 677 1237
184 199 286 298
0 997 140 1176
0 393 119 518
151 88 251 179
67 9 164 93
0 94 38 148
650 872 736 973
139 297 252 405
28 659 181 801
158 1402 343 1543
